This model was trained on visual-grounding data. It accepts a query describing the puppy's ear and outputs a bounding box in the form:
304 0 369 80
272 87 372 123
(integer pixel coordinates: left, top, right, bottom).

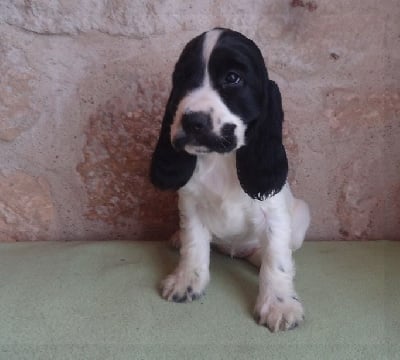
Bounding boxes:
236 80 288 200
150 90 197 190
151 33 207 190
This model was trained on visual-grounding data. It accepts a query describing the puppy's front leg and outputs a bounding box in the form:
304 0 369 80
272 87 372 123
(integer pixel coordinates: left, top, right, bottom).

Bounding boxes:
254 196 304 332
161 194 211 303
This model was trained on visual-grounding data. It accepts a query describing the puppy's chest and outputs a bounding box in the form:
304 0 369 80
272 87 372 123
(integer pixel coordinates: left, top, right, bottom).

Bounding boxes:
184 154 257 238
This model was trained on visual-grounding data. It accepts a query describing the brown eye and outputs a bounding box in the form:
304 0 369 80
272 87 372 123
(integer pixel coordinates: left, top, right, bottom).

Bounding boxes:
225 72 241 85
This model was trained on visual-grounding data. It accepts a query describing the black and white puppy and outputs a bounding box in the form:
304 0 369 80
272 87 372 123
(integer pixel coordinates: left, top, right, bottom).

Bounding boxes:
150 28 310 332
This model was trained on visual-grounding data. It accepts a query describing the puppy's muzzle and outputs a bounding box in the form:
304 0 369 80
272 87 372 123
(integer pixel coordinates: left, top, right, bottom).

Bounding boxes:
182 112 212 135
172 112 213 151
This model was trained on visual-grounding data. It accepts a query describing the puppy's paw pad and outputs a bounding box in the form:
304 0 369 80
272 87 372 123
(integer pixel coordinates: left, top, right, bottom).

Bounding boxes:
160 269 208 303
254 294 304 332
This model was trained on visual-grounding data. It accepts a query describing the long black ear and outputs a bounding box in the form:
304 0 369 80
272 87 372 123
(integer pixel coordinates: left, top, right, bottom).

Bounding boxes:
150 32 207 190
236 80 288 200
150 90 197 190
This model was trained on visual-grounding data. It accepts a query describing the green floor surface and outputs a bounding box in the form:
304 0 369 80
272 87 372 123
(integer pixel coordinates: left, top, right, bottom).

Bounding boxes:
0 241 398 360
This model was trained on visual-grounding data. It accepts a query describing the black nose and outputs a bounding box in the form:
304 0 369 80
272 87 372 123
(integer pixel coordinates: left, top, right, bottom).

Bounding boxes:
181 112 212 134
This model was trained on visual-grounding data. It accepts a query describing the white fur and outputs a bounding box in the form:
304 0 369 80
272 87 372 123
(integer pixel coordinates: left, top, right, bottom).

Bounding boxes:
161 29 311 332
161 152 311 331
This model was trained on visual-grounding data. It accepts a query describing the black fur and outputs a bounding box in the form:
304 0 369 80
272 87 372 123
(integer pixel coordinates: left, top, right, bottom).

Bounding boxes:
150 28 288 198
236 80 288 200
149 92 196 190
150 32 206 189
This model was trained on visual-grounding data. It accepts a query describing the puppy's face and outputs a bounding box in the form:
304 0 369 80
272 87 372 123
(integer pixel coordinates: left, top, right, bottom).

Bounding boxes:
170 29 267 155
151 28 287 197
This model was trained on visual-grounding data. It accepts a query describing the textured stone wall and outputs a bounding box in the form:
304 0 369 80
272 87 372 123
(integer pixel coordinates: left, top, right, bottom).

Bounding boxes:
0 0 399 241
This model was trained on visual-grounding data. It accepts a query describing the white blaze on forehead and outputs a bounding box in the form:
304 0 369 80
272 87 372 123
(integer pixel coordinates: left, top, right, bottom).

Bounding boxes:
202 29 223 70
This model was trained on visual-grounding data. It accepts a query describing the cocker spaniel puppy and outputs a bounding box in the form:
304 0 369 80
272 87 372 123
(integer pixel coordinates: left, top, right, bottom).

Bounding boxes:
150 28 310 332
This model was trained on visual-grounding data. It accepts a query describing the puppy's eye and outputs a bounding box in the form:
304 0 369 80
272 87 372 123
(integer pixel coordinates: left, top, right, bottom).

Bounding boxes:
224 72 241 85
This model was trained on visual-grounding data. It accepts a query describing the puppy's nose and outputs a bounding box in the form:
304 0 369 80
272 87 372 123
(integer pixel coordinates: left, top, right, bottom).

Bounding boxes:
181 112 212 134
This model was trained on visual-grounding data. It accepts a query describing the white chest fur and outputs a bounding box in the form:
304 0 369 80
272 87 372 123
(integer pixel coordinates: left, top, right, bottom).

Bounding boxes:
180 153 264 248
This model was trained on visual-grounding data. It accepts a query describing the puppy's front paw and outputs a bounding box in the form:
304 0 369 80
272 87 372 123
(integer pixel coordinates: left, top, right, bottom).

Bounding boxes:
161 268 209 303
254 293 304 332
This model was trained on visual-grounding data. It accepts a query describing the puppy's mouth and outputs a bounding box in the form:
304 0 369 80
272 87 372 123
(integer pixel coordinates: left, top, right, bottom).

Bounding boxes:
172 124 237 155
184 145 212 155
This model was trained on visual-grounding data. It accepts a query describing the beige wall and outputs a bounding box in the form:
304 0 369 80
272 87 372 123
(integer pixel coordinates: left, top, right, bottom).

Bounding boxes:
0 0 399 241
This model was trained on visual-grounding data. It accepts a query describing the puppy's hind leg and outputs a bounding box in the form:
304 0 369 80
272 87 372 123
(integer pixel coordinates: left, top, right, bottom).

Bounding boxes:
246 248 261 267
169 230 181 249
290 198 310 251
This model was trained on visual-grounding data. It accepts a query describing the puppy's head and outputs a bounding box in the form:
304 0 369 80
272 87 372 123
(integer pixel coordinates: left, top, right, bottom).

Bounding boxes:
170 29 266 155
151 28 288 199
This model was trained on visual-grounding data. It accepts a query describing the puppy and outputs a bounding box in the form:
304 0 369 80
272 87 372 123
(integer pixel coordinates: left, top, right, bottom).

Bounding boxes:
150 28 310 332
